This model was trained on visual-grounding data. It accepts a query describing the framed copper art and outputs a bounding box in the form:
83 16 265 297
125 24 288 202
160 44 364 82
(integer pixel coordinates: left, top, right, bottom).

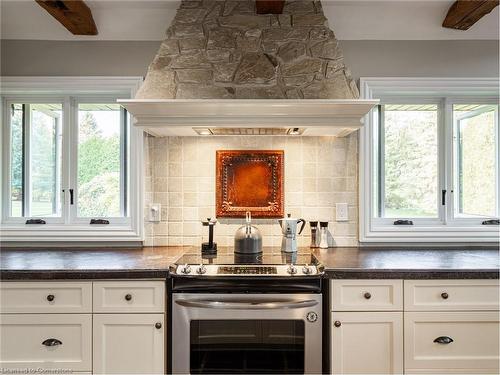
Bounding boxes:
216 150 284 218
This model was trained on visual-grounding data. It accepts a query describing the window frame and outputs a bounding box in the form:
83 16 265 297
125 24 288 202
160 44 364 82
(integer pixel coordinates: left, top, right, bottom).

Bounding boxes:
372 97 445 227
449 101 499 225
70 96 130 225
360 78 500 243
3 97 66 224
0 77 144 243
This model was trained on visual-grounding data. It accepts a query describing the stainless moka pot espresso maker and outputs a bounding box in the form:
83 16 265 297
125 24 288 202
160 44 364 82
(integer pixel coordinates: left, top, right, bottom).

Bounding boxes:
278 214 306 253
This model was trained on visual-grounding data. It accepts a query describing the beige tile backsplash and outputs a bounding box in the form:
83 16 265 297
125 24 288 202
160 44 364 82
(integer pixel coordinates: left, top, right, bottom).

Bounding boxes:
144 134 359 247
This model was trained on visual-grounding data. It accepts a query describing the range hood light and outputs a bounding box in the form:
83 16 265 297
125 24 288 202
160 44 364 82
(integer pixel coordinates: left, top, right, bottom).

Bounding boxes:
287 128 302 135
193 128 213 136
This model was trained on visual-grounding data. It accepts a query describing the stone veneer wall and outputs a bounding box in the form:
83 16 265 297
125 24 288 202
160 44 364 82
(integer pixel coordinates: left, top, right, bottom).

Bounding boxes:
144 134 359 247
141 0 361 246
136 0 359 99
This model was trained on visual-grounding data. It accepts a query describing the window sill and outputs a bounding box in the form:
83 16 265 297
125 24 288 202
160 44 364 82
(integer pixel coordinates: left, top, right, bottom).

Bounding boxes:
0 224 142 242
361 225 499 243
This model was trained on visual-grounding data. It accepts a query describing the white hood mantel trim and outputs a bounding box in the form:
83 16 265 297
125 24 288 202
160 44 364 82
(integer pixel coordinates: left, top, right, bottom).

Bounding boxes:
118 99 379 137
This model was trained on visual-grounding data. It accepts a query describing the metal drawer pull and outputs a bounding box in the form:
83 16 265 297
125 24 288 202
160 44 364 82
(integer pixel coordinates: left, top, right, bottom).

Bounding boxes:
175 299 318 310
155 322 162 329
363 292 372 299
46 294 55 302
441 292 449 299
334 321 341 327
125 294 132 301
434 336 454 344
42 338 62 346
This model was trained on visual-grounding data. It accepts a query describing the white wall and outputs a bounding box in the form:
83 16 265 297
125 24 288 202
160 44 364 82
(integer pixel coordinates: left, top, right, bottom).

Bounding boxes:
1 40 498 79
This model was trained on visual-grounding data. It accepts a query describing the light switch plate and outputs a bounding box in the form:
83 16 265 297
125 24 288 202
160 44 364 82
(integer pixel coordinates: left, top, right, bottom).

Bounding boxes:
336 203 348 222
149 203 161 222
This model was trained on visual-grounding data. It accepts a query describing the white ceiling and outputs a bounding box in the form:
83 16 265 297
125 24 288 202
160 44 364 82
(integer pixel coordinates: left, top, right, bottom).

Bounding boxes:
1 0 498 41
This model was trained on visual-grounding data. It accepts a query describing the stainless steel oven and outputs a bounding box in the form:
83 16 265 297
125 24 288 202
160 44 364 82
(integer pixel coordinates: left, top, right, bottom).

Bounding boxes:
172 293 322 374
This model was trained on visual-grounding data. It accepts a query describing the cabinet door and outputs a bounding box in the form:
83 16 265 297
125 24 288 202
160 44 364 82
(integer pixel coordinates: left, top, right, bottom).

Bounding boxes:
331 312 403 374
93 314 164 375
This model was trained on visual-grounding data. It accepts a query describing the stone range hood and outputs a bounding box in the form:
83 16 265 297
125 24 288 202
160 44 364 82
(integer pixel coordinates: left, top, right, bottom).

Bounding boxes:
119 0 379 137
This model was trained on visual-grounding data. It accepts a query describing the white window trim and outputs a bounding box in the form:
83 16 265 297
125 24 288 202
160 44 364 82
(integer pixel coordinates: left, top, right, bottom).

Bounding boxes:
0 76 144 242
359 77 500 243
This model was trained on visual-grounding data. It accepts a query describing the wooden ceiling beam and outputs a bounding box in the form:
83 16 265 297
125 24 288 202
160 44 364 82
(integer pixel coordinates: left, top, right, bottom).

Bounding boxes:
35 0 98 35
443 0 499 30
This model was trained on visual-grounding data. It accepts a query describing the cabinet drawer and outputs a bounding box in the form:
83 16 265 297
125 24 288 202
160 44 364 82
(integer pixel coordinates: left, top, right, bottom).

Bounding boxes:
0 314 92 371
0 282 92 313
405 312 499 374
331 280 403 311
404 280 500 311
93 281 165 313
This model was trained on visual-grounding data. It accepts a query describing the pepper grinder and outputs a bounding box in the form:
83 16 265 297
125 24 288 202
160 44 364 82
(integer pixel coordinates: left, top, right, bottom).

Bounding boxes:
319 221 329 249
201 218 217 254
309 221 319 248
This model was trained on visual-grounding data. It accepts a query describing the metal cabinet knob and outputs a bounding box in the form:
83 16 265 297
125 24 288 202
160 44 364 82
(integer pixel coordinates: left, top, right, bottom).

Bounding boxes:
125 294 132 301
441 292 449 299
363 292 372 300
155 322 162 329
42 338 62 346
46 294 55 302
334 321 342 328
434 336 453 344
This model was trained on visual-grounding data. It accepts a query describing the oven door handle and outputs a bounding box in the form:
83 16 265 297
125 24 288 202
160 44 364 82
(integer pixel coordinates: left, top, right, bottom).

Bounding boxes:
175 299 319 310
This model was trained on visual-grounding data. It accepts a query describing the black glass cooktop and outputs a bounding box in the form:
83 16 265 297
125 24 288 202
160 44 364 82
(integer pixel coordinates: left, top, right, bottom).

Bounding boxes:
174 248 318 266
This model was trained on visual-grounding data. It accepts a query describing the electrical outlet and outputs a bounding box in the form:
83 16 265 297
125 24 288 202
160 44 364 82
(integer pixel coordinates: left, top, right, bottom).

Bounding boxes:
336 203 348 222
149 203 161 222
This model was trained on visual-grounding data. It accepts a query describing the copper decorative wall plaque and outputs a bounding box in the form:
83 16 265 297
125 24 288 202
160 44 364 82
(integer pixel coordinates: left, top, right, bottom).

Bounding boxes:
216 150 284 218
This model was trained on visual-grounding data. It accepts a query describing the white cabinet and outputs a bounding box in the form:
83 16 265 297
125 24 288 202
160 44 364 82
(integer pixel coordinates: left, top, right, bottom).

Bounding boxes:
0 314 92 371
93 314 164 374
404 279 500 311
93 281 165 313
331 280 404 375
0 280 165 375
404 280 500 374
0 281 92 313
405 311 500 374
331 280 403 311
331 312 403 374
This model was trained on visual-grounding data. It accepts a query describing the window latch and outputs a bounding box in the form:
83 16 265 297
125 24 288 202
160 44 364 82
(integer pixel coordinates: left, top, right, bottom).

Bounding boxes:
25 219 46 225
69 189 74 205
393 219 413 225
441 189 446 206
482 219 500 225
90 219 110 225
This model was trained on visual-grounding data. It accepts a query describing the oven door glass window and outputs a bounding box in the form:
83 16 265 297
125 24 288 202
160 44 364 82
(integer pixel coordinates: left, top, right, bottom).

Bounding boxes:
190 320 305 374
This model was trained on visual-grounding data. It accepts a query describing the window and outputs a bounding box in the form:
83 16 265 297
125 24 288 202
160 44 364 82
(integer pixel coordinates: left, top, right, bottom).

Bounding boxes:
375 104 439 219
454 104 498 219
360 78 499 242
8 103 63 221
1 77 143 242
77 104 127 218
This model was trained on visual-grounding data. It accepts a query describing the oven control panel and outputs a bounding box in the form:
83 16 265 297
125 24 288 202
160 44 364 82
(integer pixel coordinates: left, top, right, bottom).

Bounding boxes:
174 264 322 277
218 266 277 275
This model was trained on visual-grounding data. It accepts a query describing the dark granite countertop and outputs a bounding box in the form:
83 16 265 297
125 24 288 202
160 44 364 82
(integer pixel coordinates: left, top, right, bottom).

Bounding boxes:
0 246 498 280
0 247 186 280
313 247 499 279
